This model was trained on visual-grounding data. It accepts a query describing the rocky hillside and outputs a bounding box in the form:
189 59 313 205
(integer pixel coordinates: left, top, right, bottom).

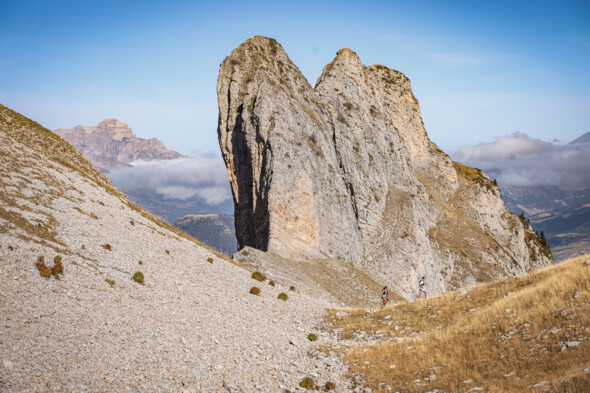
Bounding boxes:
0 104 363 392
217 36 552 299
54 118 186 172
174 214 237 256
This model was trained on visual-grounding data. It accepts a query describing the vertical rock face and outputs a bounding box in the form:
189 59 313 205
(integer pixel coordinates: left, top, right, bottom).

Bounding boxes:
217 36 552 298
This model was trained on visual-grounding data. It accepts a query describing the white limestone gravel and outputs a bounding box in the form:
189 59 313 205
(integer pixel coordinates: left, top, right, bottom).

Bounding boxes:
0 133 357 392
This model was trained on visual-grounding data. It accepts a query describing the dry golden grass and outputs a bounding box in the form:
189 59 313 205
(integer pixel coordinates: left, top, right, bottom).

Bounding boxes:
325 255 590 392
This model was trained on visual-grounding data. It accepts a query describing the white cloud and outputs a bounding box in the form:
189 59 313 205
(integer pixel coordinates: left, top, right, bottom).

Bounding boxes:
452 132 590 187
109 157 232 205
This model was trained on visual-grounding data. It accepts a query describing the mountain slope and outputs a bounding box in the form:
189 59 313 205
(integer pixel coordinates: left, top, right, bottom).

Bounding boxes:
0 104 357 392
325 254 590 392
174 214 237 256
54 118 186 172
217 36 551 299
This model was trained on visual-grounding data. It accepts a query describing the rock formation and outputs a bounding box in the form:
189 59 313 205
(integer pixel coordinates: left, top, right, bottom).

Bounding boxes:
54 118 186 172
217 36 552 298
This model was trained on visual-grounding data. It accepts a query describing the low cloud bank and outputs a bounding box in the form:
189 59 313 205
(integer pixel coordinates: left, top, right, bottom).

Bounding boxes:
452 132 590 187
109 157 232 205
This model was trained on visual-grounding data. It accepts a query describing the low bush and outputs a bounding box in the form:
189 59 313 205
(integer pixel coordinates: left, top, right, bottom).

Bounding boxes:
165 250 170 255
105 279 115 288
90 212 98 219
241 250 249 256
289 285 296 291
307 333 318 342
324 381 336 390
252 271 267 281
250 287 261 295
299 377 315 389
269 280 275 287
35 260 51 278
51 260 63 278
54 255 62 263
102 244 112 251
133 271 144 284
278 292 288 301
207 257 214 263
130 220 135 226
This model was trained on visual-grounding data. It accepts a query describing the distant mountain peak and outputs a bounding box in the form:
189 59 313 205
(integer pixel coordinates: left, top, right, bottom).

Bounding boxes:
569 132 590 145
54 119 186 171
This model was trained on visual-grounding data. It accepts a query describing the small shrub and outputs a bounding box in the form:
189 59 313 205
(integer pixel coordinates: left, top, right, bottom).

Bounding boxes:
289 285 296 291
130 220 135 226
102 244 112 251
241 250 249 256
38 256 45 263
51 260 63 278
252 271 267 281
54 255 62 264
133 271 144 284
138 261 143 265
307 333 318 342
269 280 275 287
81 245 85 250
250 287 261 295
90 212 98 219
324 381 336 390
278 293 288 301
8 245 13 251
165 250 170 255
207 257 214 263
299 377 315 389
35 260 51 278
105 279 115 288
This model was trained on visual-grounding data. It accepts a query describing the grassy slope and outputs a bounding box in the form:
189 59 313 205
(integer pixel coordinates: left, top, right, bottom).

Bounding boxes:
325 254 590 392
0 103 236 264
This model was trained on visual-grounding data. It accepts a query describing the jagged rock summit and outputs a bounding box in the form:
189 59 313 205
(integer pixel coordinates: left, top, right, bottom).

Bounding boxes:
55 118 186 172
217 36 552 298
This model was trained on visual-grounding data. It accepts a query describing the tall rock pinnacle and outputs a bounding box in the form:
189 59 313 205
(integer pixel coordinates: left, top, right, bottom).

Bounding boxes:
217 36 552 298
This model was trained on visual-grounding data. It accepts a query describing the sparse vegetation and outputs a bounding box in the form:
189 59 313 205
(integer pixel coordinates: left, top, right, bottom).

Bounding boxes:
35 258 51 278
324 381 336 391
165 249 170 255
252 271 267 282
299 377 315 389
326 254 590 392
101 244 112 251
90 212 98 219
289 285 295 291
138 260 143 265
278 292 288 301
249 287 261 295
269 280 275 287
307 333 318 342
453 161 497 192
207 257 214 263
51 259 63 278
241 250 249 256
105 278 115 288
130 220 135 226
132 271 144 284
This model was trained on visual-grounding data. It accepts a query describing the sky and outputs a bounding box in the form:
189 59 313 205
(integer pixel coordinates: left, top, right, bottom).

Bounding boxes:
1 0 589 157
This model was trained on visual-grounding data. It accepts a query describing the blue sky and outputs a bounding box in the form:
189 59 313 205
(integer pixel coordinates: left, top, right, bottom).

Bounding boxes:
1 0 589 155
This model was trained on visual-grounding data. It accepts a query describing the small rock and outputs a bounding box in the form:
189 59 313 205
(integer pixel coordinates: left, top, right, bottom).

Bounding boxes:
460 290 468 296
505 308 511 313
462 379 473 384
573 291 580 300
469 308 476 312
532 381 547 388
584 366 590 374
503 372 515 378
389 364 396 369
3 359 13 371
385 385 392 391
584 260 590 265
288 337 298 346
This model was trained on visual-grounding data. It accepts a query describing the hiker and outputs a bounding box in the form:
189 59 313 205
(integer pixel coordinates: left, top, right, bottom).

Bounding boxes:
381 286 389 308
415 277 427 301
